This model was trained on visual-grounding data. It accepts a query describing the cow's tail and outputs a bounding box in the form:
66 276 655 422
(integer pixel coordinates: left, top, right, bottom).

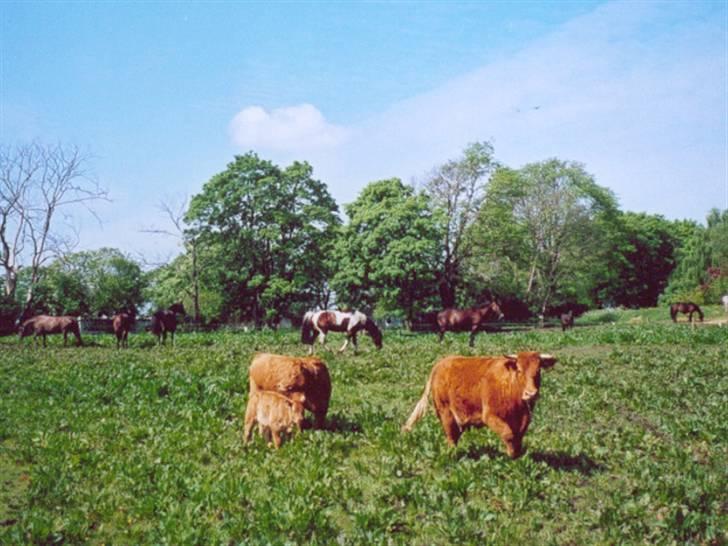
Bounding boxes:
402 367 435 432
301 312 316 345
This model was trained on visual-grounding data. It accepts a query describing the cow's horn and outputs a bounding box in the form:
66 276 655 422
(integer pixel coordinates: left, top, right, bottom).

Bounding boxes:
539 353 554 359
505 354 517 359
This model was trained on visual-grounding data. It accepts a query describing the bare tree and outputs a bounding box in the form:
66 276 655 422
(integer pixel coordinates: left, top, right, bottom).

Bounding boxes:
141 197 202 322
424 141 496 307
0 142 107 312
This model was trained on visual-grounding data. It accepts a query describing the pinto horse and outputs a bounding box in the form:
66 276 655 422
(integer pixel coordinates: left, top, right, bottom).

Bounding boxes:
18 315 82 347
150 302 186 345
112 310 135 348
301 310 383 354
437 301 504 347
670 302 703 323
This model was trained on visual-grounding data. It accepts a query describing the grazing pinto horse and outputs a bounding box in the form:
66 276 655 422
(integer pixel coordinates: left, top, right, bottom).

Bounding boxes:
301 310 383 353
112 310 135 348
437 301 504 347
150 302 186 345
670 302 704 323
18 315 82 347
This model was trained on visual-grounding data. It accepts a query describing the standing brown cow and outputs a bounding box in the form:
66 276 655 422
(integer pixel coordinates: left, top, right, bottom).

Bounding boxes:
248 353 332 430
243 390 305 448
402 351 557 458
18 315 82 347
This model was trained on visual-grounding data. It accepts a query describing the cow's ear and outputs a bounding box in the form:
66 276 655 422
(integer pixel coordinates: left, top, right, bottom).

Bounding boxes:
504 357 518 371
539 354 557 368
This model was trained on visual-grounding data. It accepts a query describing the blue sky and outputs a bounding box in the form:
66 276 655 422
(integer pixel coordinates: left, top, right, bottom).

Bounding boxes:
1 1 726 262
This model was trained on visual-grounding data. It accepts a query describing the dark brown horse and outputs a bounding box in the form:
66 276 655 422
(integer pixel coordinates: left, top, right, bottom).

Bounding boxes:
437 301 504 347
18 315 82 347
301 310 383 353
670 302 703 323
112 310 135 349
150 302 186 345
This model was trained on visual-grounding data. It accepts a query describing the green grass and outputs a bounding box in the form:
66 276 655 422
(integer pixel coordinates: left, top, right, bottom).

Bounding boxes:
1 315 727 544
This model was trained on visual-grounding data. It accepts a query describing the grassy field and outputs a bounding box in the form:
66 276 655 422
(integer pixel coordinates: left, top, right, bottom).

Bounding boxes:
1 308 727 544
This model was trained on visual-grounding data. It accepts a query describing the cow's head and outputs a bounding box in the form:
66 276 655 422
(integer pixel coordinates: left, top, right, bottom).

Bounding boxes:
505 352 557 401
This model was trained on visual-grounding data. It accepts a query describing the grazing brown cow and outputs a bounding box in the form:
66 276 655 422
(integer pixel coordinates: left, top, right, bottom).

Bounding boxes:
402 351 557 458
248 353 332 429
18 315 82 347
112 311 135 348
560 310 574 331
243 390 305 448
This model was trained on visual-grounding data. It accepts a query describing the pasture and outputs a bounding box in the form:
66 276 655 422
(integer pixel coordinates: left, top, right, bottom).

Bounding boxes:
1 313 726 544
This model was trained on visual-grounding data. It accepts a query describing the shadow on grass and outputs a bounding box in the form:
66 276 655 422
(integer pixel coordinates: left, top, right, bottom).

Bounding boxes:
458 444 506 461
320 414 363 434
530 450 605 476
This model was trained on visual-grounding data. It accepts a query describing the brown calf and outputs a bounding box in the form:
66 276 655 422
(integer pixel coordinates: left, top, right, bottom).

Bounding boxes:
244 390 305 448
248 353 332 429
402 351 557 458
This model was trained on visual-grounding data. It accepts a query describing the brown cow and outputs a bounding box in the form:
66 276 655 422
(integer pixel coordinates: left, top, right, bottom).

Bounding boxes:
18 315 82 347
248 353 332 429
402 351 557 458
243 390 305 448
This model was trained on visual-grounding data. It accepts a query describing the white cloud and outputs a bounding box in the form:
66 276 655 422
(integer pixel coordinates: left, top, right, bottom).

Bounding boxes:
229 103 349 152
293 2 726 221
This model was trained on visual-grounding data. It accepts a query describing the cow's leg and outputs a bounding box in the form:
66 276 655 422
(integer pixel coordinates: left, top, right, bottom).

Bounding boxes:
485 413 521 458
436 408 462 446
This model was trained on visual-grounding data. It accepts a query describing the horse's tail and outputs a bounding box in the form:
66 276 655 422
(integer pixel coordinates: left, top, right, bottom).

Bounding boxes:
150 313 163 336
402 367 435 432
301 312 316 345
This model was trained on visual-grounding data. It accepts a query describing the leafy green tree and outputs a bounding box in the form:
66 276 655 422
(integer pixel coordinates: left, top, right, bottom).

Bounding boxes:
600 213 682 307
332 179 443 322
663 208 728 303
424 141 496 307
468 159 619 315
185 153 340 325
17 248 146 316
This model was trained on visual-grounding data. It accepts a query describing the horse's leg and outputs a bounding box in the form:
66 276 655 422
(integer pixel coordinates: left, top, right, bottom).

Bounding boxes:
438 329 445 343
338 337 349 353
469 328 477 348
64 331 68 346
42 333 47 348
318 332 326 348
351 332 358 353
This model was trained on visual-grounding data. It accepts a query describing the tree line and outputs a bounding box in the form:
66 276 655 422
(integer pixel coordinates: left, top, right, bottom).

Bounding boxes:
2 141 727 330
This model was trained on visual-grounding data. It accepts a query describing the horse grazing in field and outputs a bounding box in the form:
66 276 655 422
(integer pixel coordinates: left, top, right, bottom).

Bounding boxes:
670 302 703 323
437 301 504 347
18 315 82 347
301 310 382 354
112 310 135 349
150 302 186 345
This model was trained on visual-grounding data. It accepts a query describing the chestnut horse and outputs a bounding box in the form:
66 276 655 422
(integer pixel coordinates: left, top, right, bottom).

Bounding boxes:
150 302 186 345
670 302 703 323
112 310 135 348
18 315 82 347
437 301 504 347
301 310 382 354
